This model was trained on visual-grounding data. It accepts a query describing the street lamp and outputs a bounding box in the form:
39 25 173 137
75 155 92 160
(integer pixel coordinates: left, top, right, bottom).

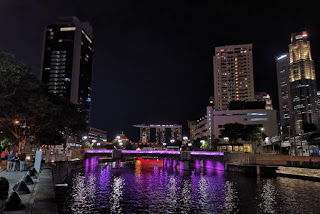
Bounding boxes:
92 139 97 143
183 136 188 141
82 136 88 140
200 140 205 144
170 139 175 143
119 140 123 147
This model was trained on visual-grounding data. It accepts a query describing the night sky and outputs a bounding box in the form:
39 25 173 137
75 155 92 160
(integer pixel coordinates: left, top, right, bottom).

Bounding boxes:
1 1 319 141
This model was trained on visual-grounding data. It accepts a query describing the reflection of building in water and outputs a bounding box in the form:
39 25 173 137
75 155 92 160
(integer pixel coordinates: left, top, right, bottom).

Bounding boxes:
133 124 182 144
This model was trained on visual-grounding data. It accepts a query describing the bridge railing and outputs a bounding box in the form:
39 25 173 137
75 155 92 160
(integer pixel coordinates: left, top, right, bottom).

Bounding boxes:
85 149 224 156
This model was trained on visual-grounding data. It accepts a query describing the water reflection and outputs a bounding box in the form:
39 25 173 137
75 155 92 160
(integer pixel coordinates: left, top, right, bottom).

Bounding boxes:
259 179 276 214
109 176 124 214
224 181 238 214
59 158 320 214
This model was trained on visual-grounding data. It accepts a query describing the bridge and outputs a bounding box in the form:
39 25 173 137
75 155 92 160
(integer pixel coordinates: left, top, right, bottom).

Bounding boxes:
84 149 224 170
85 149 223 158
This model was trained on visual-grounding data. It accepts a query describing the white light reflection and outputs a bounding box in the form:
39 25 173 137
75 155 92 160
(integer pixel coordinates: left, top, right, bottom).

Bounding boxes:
224 181 238 213
198 176 215 213
258 179 276 214
165 175 178 212
70 173 96 213
180 180 192 213
109 176 125 214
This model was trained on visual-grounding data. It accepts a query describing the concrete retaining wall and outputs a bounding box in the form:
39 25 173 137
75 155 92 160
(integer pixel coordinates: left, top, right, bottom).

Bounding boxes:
225 152 320 166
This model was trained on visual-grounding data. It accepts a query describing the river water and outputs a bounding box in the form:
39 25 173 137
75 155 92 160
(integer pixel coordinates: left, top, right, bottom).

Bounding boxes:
56 157 320 214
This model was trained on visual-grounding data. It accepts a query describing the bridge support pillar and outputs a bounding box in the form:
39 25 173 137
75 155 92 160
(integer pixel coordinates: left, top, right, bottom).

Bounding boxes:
112 150 122 159
114 159 121 169
183 161 190 171
256 165 260 175
200 160 204 168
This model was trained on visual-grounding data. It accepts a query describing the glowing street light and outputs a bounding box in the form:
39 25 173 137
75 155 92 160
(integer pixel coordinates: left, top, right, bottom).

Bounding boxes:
92 139 97 143
14 120 20 125
82 136 88 140
170 139 175 143
163 143 167 146
183 136 188 141
116 136 120 140
200 140 205 144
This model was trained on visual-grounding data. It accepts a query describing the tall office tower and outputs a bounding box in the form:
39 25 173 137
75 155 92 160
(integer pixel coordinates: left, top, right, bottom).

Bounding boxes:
289 31 318 135
276 53 291 137
213 44 255 110
41 17 93 123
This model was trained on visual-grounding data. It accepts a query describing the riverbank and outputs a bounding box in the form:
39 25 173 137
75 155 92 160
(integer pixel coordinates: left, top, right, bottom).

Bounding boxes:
0 164 58 214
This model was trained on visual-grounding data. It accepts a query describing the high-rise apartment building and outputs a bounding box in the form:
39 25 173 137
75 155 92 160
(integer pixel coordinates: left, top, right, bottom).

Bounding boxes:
41 17 93 123
276 53 291 137
213 44 255 110
289 31 318 134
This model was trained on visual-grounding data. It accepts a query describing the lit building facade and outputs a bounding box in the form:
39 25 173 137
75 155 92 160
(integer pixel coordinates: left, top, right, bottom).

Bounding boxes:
187 116 208 141
276 53 291 137
41 17 93 123
206 106 278 152
289 31 318 134
213 44 255 110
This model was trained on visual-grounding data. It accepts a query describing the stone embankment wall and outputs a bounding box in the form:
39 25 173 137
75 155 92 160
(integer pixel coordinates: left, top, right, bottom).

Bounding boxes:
277 166 320 180
224 152 320 166
45 149 85 163
52 160 83 184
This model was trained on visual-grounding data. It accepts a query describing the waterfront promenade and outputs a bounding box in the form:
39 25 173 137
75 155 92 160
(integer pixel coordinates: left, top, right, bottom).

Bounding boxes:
0 164 58 214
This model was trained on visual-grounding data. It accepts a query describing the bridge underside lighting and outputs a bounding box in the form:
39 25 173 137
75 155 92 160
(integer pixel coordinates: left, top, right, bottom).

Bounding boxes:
85 150 224 156
85 149 113 153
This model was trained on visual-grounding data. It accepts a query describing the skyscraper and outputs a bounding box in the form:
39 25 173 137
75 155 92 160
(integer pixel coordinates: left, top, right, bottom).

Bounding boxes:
41 17 93 123
276 53 291 137
289 31 318 134
213 44 255 110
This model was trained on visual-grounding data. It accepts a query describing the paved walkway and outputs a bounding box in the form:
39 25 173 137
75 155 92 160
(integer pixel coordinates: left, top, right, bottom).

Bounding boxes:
0 165 58 214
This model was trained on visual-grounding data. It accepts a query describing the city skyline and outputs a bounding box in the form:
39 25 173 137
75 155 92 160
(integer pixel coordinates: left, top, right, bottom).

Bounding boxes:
0 1 319 141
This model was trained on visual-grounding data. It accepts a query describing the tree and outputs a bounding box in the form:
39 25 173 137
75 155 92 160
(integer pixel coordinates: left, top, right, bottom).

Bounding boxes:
303 123 317 134
0 52 88 153
242 127 266 154
220 123 245 144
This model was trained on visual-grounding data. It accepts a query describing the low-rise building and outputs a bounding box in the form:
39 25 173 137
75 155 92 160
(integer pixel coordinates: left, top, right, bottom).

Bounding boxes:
207 106 278 152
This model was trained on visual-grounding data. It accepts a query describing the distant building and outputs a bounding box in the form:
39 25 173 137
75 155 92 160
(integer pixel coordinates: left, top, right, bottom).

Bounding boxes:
133 124 182 145
276 53 291 137
88 127 107 145
289 31 318 134
187 116 208 142
255 92 273 110
213 44 255 110
40 17 93 123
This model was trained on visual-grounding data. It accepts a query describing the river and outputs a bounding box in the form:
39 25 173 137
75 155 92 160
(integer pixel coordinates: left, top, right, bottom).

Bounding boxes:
56 157 320 213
